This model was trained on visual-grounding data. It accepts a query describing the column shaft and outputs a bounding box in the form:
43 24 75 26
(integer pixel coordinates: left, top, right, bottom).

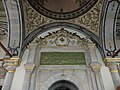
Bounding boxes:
2 58 20 90
94 73 105 90
29 72 36 90
90 62 105 90
109 62 120 87
2 71 14 90
22 42 37 90
22 71 32 90
22 63 35 90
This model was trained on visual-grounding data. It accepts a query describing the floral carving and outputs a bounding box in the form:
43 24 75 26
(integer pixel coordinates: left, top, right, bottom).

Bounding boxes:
25 1 52 34
38 28 88 47
68 0 103 36
24 0 103 36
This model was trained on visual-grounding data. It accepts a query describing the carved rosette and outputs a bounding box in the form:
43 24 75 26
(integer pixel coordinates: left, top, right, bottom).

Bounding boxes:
24 0 103 36
38 28 88 47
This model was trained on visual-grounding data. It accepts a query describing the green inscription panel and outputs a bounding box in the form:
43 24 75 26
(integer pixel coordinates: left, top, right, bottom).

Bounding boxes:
40 52 86 65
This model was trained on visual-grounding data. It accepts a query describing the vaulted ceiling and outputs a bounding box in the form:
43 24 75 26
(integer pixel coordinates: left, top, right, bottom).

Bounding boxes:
28 0 98 19
0 0 120 58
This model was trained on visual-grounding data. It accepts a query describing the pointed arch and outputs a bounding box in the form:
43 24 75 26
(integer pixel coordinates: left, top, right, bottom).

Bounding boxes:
20 22 105 58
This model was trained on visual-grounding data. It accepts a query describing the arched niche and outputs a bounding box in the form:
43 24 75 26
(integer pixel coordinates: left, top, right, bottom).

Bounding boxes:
40 73 84 90
48 80 79 90
26 28 104 90
35 28 92 66
11 27 115 90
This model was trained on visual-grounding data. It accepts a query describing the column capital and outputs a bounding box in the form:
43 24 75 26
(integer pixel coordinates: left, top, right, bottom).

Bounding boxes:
105 58 120 88
87 43 96 50
3 58 21 73
104 58 120 63
104 58 120 70
90 62 102 74
27 42 38 50
108 62 118 73
24 63 35 71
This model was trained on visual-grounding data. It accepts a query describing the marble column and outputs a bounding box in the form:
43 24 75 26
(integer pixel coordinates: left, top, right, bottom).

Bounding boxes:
108 62 120 88
29 71 36 90
22 42 37 90
2 58 20 90
88 43 105 90
90 62 105 90
22 63 35 90
87 43 97 62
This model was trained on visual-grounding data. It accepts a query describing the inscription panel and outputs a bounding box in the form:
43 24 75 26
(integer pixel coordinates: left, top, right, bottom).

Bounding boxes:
40 52 86 65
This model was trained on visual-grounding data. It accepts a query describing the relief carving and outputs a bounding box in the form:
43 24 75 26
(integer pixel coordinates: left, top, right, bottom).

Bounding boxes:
25 1 52 34
37 28 88 47
24 0 103 36
68 0 103 36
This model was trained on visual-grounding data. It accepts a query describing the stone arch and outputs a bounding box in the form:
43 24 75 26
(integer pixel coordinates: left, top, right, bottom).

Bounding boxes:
48 80 79 90
21 25 104 90
40 73 86 90
3 0 24 56
102 0 120 57
20 22 104 58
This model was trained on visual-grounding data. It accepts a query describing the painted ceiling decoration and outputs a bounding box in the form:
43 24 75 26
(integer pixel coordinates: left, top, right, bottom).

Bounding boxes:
25 0 102 36
27 0 98 20
116 9 120 40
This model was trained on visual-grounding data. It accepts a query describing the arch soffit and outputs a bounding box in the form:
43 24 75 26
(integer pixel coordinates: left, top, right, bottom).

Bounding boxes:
102 0 120 56
3 0 24 56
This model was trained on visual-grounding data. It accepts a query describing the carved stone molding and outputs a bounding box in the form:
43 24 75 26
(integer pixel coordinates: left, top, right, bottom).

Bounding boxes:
37 28 88 47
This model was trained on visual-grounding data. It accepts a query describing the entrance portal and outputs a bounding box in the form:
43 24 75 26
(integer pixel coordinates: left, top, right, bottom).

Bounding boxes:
48 80 79 90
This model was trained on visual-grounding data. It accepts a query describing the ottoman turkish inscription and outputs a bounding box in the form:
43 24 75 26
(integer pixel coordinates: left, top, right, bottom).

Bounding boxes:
40 52 86 65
